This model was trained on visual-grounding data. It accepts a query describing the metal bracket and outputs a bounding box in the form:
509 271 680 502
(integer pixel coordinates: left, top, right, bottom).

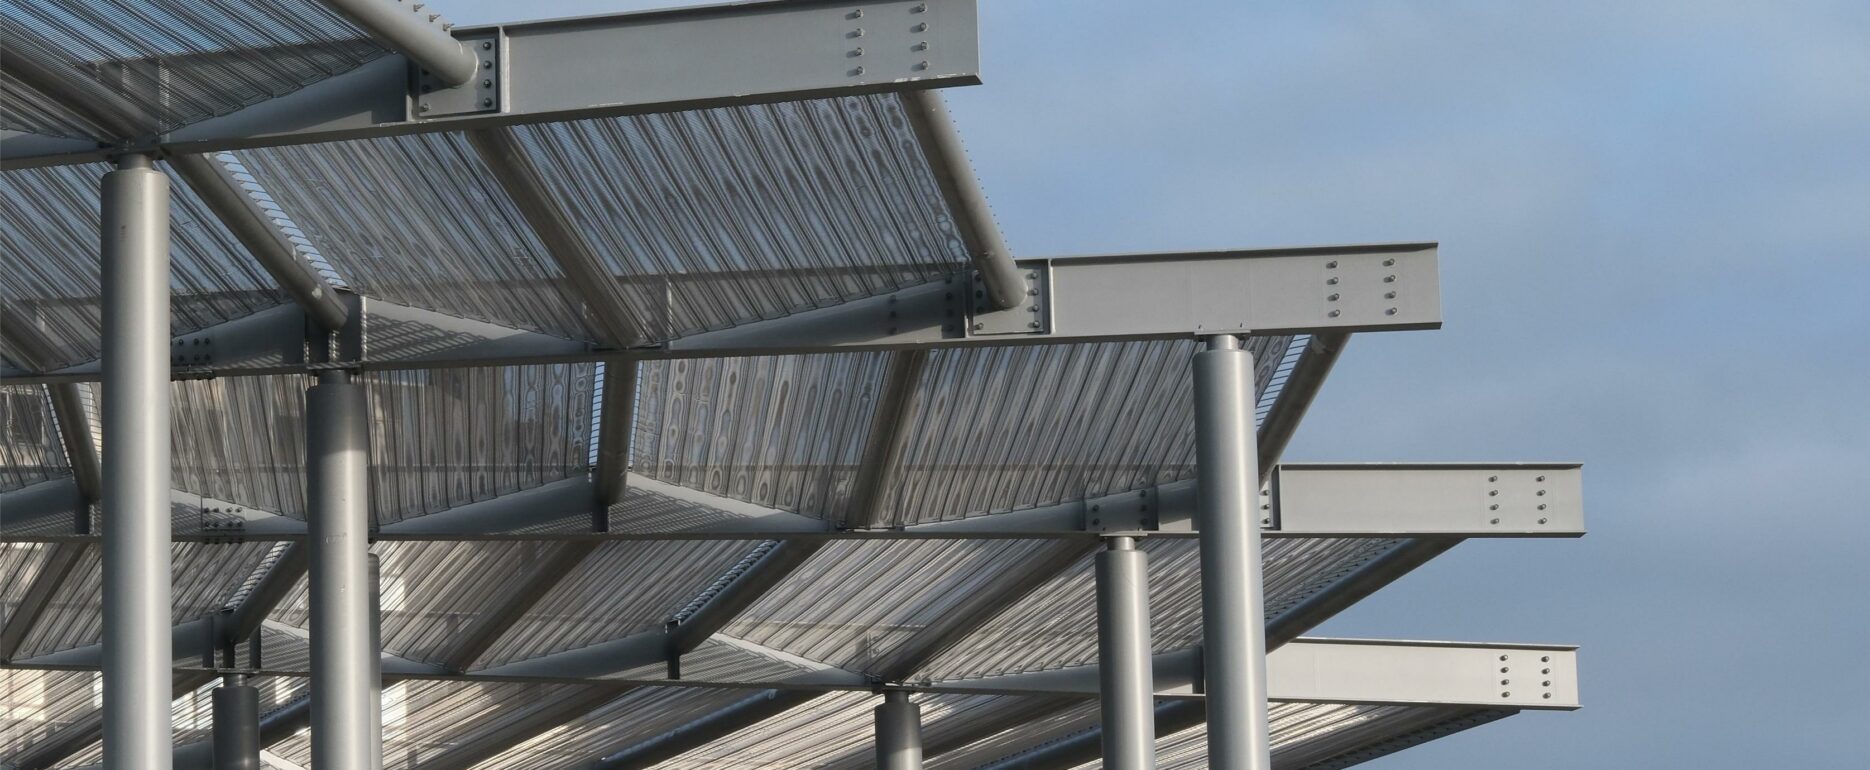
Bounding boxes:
967 264 1049 336
1084 487 1158 532
414 30 502 118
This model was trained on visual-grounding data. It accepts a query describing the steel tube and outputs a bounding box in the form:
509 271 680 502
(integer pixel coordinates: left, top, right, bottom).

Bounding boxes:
875 691 924 770
306 370 376 769
99 152 172 770
1193 335 1272 770
1096 536 1156 770
320 0 479 86
211 675 261 770
901 89 1027 310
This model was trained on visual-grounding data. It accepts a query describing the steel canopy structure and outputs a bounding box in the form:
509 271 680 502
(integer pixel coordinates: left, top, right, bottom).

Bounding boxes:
0 1 1582 769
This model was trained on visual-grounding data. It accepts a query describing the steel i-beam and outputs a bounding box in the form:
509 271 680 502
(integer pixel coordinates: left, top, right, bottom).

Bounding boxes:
1193 335 1271 770
99 152 172 770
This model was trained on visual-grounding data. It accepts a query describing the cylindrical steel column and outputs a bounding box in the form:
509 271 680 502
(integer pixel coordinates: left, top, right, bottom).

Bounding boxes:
1097 536 1156 769
307 370 377 769
100 152 172 770
211 674 261 770
875 691 923 770
369 552 384 770
1193 335 1272 770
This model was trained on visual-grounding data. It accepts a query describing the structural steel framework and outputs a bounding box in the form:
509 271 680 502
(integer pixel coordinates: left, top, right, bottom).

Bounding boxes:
0 1 1582 769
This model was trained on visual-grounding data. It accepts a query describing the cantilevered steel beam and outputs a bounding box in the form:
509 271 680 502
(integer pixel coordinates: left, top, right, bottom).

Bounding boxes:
464 127 643 348
319 0 479 87
594 360 639 513
902 91 1026 310
3 0 983 169
166 154 350 331
436 541 598 672
2 244 1439 384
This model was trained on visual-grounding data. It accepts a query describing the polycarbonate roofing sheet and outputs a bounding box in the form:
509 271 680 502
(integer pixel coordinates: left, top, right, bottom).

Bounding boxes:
12 542 271 660
469 539 758 670
0 384 65 492
1065 703 1513 770
171 374 306 519
721 538 1063 672
264 680 589 768
633 352 889 521
0 162 287 371
52 675 309 769
0 670 96 760
916 537 1406 682
477 685 755 770
0 542 50 631
0 0 386 140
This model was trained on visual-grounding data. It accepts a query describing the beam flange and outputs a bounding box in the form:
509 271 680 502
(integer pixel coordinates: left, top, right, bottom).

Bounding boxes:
3 0 983 169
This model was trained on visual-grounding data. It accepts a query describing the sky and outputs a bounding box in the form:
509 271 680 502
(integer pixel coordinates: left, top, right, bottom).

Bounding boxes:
451 1 1870 766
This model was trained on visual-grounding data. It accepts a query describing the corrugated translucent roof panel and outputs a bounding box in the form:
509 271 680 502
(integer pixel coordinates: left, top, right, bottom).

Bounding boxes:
0 543 52 633
12 542 271 659
265 680 593 768
927 699 1102 768
0 670 96 760
510 95 967 335
0 163 286 371
1 1 385 140
917 538 1405 682
633 352 888 521
0 385 64 492
1072 704 1513 770
721 539 1062 671
53 675 308 768
476 686 755 770
470 540 757 670
882 336 1292 526
231 95 967 345
171 374 306 519
366 364 595 526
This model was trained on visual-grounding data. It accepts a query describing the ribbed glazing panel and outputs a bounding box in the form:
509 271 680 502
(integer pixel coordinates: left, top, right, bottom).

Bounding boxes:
471 540 756 669
232 133 597 340
881 336 1293 526
13 542 270 659
375 541 539 665
0 163 286 370
0 543 51 630
1 1 385 140
925 699 1101 769
634 353 888 520
171 374 306 518
266 680 587 769
1059 703 1492 770
0 670 97 760
0 385 65 492
477 686 755 770
509 94 967 340
660 691 866 768
366 364 594 525
53 677 309 767
916 537 1406 682
722 539 1057 670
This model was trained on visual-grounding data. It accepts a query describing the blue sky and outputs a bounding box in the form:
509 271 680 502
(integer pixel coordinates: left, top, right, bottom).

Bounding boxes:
454 1 1870 766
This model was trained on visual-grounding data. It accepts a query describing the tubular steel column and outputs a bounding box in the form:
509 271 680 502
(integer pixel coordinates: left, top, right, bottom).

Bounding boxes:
1097 536 1156 770
306 370 377 769
211 674 260 770
100 152 172 770
1193 335 1272 770
875 691 924 770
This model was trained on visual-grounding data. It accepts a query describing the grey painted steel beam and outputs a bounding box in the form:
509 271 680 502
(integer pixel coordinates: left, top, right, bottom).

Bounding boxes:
663 540 825 661
305 371 376 769
844 350 929 529
225 544 311 648
411 686 628 770
100 152 173 770
3 0 982 168
48 383 102 510
586 689 820 770
0 40 143 141
1255 333 1347 479
166 154 350 331
594 360 639 512
464 127 643 348
437 541 600 673
318 0 479 87
1194 335 1272 770
9 673 216 770
2 244 1436 385
902 90 1026 310
172 691 316 770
